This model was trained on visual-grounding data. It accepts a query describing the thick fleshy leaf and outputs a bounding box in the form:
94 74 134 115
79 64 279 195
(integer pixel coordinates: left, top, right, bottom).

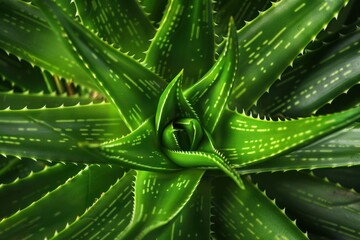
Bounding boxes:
257 28 360 116
214 107 360 167
155 71 198 133
254 172 360 240
145 0 215 87
240 123 360 173
0 103 128 164
0 91 94 110
118 169 204 239
212 177 308 239
0 164 81 219
230 0 349 109
0 0 92 87
52 170 134 240
101 118 179 171
137 0 168 26
37 0 167 131
213 0 272 41
0 165 124 239
74 0 155 60
185 18 238 133
144 178 211 239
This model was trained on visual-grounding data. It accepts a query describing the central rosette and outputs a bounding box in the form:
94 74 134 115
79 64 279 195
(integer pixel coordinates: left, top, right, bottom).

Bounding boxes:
162 118 203 151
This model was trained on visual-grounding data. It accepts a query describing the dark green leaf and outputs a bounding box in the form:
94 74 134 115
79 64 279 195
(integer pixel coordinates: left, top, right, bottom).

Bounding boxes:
0 165 124 239
230 0 349 109
74 0 155 60
145 0 215 87
212 177 308 239
254 171 360 240
37 0 167 131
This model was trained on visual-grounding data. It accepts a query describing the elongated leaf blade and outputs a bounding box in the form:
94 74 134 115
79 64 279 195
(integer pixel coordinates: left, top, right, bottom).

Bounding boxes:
52 170 135 240
145 0 215 87
37 0 167 131
214 107 360 167
74 0 155 60
254 172 360 240
0 103 128 164
230 0 349 109
101 118 179 171
137 0 168 26
0 165 124 239
119 169 204 239
240 124 360 173
144 178 211 239
257 28 360 116
212 177 308 239
0 164 81 219
185 19 238 133
0 0 92 87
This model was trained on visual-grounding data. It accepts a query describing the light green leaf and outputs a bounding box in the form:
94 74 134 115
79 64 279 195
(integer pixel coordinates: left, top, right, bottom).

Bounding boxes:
119 169 204 239
214 106 360 167
185 18 238 133
52 170 135 240
101 118 179 171
145 0 215 87
0 165 124 239
240 123 360 173
254 171 360 240
36 0 167 131
230 0 349 109
137 0 169 27
74 0 155 60
212 177 308 239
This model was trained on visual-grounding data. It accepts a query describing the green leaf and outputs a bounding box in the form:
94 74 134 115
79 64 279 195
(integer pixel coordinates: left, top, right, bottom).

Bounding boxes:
101 118 179 171
137 0 169 27
0 103 129 164
0 91 94 110
257 28 360 116
145 0 215 87
0 165 124 239
119 169 204 239
214 106 360 167
155 71 198 134
185 18 238 133
230 0 350 109
240 123 360 173
0 0 92 88
0 164 81 219
254 171 360 240
212 177 308 239
144 178 212 239
74 0 155 60
36 0 167 131
213 0 272 41
52 170 135 240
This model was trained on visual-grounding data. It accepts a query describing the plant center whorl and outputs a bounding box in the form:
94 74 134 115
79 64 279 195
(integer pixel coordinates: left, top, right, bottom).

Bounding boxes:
162 118 204 151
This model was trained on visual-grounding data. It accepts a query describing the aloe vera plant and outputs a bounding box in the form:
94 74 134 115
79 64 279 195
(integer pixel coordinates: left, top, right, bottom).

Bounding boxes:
0 0 360 239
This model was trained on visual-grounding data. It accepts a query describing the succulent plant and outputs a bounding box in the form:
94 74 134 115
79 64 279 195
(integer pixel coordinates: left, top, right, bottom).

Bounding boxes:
0 0 360 239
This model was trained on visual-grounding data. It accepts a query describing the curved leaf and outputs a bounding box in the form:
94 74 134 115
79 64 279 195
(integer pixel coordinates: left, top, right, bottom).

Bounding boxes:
37 0 167 131
74 0 155 60
118 169 204 239
212 177 308 239
145 0 215 87
214 106 360 167
230 0 349 109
